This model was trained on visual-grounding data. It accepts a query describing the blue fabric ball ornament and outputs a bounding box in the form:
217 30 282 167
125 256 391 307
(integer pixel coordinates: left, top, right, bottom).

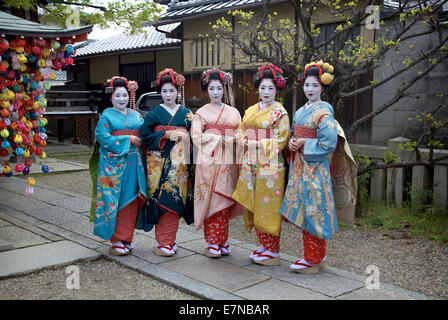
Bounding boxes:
42 164 49 173
15 147 24 156
1 140 10 149
28 55 37 63
30 81 38 90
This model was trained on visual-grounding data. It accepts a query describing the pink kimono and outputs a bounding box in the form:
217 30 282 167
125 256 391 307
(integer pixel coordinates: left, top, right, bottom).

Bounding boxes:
191 103 243 245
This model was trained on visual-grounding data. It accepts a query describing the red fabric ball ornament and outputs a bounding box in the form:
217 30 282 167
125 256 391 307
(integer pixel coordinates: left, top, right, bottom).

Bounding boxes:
35 146 43 156
17 38 26 47
33 134 41 144
15 163 23 173
32 45 41 55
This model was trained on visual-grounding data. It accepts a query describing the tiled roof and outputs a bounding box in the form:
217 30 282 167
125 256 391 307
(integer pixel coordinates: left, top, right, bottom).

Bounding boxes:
0 10 92 37
74 23 181 58
160 0 285 22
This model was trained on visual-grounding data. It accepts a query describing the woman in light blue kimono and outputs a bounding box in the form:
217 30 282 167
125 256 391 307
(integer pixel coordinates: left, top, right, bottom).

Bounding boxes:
90 76 149 256
280 61 341 273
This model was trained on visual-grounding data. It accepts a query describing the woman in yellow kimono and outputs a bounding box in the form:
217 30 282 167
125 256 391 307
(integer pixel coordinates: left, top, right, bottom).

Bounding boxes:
232 64 290 266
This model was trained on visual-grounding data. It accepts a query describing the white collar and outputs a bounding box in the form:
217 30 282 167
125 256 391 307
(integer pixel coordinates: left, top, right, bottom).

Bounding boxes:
161 103 179 116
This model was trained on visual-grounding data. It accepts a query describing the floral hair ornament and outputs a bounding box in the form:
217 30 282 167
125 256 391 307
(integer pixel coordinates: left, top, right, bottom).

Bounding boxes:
302 60 334 85
201 68 233 86
105 76 138 110
257 63 286 89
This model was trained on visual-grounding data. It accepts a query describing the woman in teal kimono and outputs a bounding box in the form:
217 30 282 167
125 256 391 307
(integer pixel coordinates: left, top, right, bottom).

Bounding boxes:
89 76 149 256
280 61 356 274
140 68 194 257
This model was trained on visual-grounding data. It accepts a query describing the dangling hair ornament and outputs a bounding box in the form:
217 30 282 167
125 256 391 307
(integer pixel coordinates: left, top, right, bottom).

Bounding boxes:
302 60 334 85
157 68 186 107
257 64 286 89
127 81 138 110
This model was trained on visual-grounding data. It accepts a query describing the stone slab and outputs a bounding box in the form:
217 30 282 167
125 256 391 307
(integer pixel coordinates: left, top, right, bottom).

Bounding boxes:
160 254 270 293
0 219 11 227
234 278 333 300
0 240 101 278
0 237 13 252
180 238 254 267
245 261 364 297
98 246 242 300
337 287 415 300
0 211 63 241
38 223 105 250
23 206 82 225
127 233 196 264
64 217 103 241
0 225 52 249
0 189 49 213
44 196 91 213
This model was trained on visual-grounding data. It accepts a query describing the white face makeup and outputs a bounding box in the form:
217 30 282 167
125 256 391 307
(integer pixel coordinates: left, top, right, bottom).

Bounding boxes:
161 82 178 108
303 76 322 103
258 78 276 106
111 87 129 110
207 80 224 106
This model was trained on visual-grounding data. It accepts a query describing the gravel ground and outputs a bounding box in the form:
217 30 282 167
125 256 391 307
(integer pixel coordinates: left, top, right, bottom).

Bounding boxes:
0 258 199 300
9 153 448 300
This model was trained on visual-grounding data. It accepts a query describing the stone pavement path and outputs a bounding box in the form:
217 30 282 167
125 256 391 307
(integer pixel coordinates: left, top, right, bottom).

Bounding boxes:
0 162 431 300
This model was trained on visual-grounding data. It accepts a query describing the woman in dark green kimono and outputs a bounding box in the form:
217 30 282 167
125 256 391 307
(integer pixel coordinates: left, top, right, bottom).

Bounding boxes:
140 68 194 257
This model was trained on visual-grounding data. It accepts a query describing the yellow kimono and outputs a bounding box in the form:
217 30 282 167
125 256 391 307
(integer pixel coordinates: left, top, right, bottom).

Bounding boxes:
232 102 290 236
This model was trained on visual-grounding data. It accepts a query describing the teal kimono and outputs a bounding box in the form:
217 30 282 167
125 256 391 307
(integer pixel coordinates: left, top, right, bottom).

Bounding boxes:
90 108 149 240
280 101 339 240
139 105 195 226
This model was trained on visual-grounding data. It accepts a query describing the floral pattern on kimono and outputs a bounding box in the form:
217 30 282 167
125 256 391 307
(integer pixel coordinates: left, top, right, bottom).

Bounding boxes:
139 105 194 226
90 108 148 240
232 102 290 237
191 103 243 231
280 101 339 240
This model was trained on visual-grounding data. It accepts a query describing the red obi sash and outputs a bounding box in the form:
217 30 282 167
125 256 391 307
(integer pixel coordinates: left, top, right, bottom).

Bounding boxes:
294 125 317 139
111 130 140 137
244 127 272 141
204 123 237 135
154 125 188 133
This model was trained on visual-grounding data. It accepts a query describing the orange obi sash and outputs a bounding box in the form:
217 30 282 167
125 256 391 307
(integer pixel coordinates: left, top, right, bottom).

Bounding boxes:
294 125 317 139
154 125 188 133
244 127 272 141
204 123 237 135
111 130 140 137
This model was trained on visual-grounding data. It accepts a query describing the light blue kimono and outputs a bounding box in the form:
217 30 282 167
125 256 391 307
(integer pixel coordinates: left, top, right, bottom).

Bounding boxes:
280 101 339 240
91 108 149 240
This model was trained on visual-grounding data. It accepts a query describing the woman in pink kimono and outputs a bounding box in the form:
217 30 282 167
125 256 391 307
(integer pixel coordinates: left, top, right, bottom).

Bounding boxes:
191 68 243 258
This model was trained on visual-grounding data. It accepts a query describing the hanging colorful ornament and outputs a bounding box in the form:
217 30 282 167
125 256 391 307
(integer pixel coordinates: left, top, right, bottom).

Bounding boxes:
25 186 34 195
